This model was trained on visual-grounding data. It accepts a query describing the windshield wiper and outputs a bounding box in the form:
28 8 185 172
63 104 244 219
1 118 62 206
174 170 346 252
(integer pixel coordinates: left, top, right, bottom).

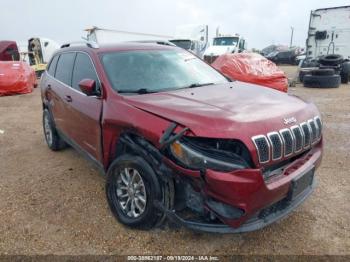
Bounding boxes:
118 88 154 94
186 83 214 88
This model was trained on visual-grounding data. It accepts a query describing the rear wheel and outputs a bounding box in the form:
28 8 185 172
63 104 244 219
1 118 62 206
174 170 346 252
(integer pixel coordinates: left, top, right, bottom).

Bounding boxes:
106 154 166 229
43 109 67 151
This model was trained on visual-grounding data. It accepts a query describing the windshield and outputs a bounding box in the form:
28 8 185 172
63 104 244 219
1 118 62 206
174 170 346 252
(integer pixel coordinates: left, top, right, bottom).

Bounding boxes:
169 40 192 50
213 37 238 46
101 49 228 93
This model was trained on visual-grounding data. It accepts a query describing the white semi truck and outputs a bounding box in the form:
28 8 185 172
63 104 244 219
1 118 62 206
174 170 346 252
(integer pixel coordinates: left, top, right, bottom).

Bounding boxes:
203 34 247 64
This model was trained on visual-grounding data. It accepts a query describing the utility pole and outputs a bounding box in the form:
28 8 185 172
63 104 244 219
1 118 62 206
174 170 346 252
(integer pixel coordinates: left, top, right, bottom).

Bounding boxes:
290 26 294 48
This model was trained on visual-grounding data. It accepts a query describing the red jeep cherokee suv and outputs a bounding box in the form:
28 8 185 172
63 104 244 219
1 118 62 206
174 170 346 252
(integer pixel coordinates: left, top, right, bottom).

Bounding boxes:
40 42 323 233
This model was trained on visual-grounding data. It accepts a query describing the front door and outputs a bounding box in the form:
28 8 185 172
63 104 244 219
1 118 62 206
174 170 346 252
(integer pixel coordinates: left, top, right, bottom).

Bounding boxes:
62 52 103 163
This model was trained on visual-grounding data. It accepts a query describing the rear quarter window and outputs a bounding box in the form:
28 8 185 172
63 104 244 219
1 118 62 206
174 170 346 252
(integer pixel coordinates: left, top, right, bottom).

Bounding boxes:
55 52 76 86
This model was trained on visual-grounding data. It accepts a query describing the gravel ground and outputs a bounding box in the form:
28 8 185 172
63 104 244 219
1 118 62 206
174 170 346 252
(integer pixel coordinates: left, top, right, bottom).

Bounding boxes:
0 66 349 255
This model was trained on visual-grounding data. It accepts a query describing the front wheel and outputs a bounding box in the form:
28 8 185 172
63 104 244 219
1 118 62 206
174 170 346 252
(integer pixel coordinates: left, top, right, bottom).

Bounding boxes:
106 154 166 230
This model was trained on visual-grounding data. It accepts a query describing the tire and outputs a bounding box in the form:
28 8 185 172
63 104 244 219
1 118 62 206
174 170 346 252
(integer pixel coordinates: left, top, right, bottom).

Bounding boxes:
106 154 165 230
299 69 314 83
340 62 350 84
311 68 335 76
43 109 67 151
341 72 350 84
303 74 341 88
319 54 343 66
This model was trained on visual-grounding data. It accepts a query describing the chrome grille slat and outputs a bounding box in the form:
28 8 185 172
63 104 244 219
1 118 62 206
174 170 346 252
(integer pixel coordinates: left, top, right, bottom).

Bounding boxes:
315 116 322 139
252 135 270 163
308 119 317 144
267 132 283 160
291 125 303 153
252 117 322 164
279 129 294 157
301 122 311 148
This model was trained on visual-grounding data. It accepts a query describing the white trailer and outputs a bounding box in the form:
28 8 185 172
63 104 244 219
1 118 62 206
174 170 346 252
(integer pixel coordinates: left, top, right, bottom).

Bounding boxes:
300 5 350 84
85 26 173 45
306 5 350 60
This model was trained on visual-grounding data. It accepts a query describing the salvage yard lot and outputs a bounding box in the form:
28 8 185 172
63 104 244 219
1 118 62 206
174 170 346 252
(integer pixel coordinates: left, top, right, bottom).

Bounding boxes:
0 66 349 255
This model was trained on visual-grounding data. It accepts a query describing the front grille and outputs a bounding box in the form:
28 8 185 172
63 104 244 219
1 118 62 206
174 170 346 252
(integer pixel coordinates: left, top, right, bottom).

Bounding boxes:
252 117 322 164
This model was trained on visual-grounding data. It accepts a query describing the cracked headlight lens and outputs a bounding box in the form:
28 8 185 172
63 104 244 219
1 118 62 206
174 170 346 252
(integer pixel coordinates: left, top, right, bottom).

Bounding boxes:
170 138 251 172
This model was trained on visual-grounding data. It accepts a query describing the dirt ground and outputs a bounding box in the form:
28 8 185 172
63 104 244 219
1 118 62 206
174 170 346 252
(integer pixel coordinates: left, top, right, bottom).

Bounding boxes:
0 66 349 256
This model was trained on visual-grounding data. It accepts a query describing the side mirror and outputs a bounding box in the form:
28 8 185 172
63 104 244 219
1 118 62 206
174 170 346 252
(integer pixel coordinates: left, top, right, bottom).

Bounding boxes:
79 79 96 96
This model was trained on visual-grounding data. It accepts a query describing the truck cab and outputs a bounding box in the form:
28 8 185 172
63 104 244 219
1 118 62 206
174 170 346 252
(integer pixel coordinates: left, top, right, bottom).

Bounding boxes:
204 34 247 64
169 24 209 58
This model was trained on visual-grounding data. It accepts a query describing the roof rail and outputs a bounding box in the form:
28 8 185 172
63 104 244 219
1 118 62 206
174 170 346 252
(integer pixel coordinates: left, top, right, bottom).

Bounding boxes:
60 41 99 49
130 40 176 47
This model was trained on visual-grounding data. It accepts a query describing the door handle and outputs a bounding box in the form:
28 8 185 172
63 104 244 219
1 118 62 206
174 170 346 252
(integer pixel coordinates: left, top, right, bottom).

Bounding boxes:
64 95 73 103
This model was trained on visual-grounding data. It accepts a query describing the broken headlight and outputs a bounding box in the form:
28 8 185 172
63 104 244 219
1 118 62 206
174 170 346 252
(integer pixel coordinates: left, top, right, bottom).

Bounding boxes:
169 137 252 172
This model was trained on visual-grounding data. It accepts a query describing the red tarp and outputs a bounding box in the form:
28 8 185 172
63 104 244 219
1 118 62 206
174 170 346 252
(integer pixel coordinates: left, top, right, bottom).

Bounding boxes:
212 53 288 92
0 61 37 96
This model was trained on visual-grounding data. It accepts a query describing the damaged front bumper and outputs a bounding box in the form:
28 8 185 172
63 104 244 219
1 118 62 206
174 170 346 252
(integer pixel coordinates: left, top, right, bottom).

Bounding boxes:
162 144 322 233
161 179 316 233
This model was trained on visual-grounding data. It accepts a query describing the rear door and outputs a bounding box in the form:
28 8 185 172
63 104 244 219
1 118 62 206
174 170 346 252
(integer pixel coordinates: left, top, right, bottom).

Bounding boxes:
52 52 77 134
62 52 103 162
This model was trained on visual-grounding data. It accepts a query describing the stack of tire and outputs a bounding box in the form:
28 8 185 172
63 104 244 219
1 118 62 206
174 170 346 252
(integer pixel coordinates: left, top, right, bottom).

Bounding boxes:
303 54 350 88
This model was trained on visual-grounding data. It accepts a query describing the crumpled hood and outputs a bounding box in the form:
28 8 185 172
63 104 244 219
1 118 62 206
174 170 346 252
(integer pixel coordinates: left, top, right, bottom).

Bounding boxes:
204 45 236 56
124 82 320 140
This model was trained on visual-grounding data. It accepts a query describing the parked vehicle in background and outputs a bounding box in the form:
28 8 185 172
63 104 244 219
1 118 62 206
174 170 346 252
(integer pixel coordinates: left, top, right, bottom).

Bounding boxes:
300 5 350 85
266 49 298 65
212 53 288 92
40 41 323 233
203 34 247 64
0 41 20 61
261 44 288 57
169 24 209 58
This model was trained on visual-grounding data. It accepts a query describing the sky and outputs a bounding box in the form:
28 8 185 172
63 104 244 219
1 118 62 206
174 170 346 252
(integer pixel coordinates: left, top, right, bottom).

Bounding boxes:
1 0 349 49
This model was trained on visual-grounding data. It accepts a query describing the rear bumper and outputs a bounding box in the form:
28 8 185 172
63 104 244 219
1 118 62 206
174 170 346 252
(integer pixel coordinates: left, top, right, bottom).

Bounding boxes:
164 179 316 233
164 143 322 233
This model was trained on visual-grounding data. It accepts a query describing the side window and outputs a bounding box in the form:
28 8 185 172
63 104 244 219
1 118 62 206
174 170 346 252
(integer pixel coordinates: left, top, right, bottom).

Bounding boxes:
72 53 99 92
55 53 76 86
47 55 59 76
239 40 244 50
